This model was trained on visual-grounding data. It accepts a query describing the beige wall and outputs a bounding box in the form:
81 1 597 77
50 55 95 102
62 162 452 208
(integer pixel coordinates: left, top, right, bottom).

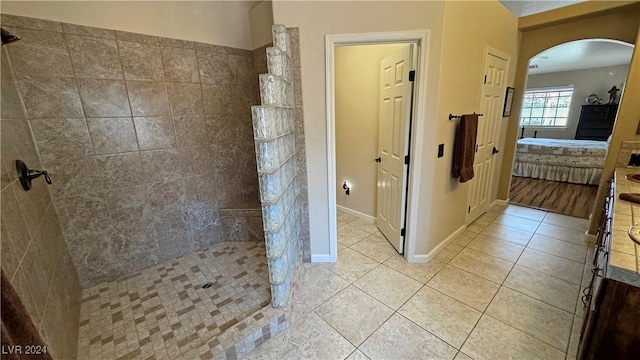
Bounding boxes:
249 1 274 49
335 44 408 217
272 0 446 257
497 3 640 221
590 26 640 233
272 0 518 257
428 1 519 253
1 0 259 49
524 64 631 139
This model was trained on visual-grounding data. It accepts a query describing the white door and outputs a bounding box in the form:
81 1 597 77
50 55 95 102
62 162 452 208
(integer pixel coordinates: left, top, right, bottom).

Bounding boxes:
467 51 509 223
376 45 413 253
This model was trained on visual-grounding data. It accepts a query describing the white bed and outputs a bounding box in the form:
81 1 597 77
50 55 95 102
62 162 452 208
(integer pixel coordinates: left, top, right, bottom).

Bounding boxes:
512 138 609 185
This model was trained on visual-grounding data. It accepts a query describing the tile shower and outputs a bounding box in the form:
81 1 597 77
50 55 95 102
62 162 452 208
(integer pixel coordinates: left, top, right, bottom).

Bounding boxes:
1 13 307 360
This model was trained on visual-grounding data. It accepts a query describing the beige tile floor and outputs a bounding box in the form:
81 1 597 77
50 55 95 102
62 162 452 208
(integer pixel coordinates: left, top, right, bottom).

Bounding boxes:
247 205 591 360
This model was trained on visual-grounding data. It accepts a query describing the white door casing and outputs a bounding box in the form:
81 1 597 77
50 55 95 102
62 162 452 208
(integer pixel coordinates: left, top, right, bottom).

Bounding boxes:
467 49 510 223
376 45 413 253
325 30 431 264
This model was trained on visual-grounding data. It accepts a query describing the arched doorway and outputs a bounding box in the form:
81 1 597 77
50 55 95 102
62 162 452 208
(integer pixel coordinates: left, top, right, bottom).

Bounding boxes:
495 3 640 237
507 39 634 219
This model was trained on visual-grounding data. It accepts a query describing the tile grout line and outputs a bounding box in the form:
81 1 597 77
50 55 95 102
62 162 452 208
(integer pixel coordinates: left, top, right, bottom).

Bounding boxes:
472 214 580 284
315 224 449 356
414 283 483 350
454 207 573 356
513 261 584 287
336 213 481 355
114 38 144 157
78 242 270 359
455 206 530 355
487 209 584 354
296 207 583 359
492 215 575 351
439 206 581 354
311 285 390 352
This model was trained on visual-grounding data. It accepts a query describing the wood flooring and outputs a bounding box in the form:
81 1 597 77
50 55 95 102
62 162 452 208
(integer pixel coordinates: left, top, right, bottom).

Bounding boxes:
509 176 598 219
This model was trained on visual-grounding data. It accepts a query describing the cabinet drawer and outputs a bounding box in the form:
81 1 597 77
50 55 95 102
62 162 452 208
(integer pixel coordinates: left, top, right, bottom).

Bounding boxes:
575 134 611 141
577 119 615 127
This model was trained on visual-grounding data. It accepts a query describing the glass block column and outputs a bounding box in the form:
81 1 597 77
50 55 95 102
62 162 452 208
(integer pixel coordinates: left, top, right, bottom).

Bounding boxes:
252 25 301 308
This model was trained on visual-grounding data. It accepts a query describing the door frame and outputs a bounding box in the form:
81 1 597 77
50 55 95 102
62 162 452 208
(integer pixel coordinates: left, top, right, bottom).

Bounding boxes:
325 30 430 263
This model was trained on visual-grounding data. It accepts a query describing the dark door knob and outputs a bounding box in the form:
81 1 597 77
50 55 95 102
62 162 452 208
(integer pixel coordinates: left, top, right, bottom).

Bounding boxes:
492 147 499 155
375 157 381 163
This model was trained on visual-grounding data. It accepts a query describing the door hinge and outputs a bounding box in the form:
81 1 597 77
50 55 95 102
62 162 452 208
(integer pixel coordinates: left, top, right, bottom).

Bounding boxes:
409 70 415 82
401 228 406 236
404 155 410 165
468 206 471 213
484 75 487 84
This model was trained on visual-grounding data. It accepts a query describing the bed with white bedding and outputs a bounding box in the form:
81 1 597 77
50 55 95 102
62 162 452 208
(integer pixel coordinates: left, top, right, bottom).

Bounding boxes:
512 138 609 185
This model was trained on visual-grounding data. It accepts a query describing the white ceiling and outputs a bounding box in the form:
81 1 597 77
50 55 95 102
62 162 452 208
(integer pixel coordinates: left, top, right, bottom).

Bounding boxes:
528 39 634 75
499 0 587 17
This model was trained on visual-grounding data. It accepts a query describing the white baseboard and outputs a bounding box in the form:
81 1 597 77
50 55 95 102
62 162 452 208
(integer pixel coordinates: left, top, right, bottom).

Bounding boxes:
406 254 430 263
311 253 336 263
336 205 376 223
420 224 467 263
584 231 596 244
490 198 509 211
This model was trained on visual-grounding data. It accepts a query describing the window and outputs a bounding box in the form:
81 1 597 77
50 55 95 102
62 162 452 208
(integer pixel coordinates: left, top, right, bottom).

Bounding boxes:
519 86 573 127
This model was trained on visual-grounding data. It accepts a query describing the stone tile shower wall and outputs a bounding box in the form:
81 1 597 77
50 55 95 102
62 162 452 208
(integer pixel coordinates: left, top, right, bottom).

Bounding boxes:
0 14 261 287
1 36 81 359
253 25 302 308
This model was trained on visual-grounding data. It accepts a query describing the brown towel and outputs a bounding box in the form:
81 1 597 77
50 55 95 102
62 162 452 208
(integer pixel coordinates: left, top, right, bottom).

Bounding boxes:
452 114 479 183
619 193 640 204
1 269 52 360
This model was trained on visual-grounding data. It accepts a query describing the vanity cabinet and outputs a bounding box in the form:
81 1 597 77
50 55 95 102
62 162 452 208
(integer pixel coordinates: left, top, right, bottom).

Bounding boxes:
577 180 640 359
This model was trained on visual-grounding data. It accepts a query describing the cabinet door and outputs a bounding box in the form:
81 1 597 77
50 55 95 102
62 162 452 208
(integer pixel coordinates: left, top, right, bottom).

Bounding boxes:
582 282 640 360
579 180 613 356
579 286 607 360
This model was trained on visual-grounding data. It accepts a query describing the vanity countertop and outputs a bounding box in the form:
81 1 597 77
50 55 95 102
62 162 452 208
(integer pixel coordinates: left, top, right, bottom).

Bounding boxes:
610 168 640 287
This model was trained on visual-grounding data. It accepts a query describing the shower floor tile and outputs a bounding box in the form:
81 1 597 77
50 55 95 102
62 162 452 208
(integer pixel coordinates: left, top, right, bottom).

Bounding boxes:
76 241 270 360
